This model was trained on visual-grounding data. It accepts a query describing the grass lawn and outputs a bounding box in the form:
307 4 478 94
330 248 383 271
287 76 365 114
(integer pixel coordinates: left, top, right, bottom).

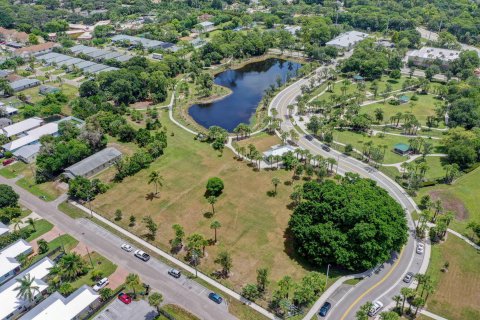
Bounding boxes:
58 201 88 219
40 66 54 72
333 129 442 164
91 110 344 296
30 234 79 265
420 156 447 180
69 252 117 290
0 161 27 178
425 235 480 320
161 304 200 320
416 167 480 234
25 219 54 241
361 93 441 126
235 132 282 153
15 165 63 201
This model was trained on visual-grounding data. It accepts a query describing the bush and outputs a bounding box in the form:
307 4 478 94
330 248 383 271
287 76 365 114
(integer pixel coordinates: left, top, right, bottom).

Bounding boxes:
0 185 19 208
206 177 224 197
37 239 49 254
410 95 419 101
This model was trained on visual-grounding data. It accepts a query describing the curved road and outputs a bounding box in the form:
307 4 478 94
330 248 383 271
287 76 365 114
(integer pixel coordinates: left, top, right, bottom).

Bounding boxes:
270 73 427 319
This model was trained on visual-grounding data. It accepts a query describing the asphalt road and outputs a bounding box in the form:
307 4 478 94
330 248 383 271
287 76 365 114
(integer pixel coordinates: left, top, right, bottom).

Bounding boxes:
0 176 236 320
270 72 427 320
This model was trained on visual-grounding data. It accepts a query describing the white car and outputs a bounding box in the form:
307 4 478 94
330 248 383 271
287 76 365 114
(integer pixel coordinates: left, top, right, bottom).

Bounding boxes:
368 300 384 316
121 243 133 252
416 243 425 254
93 277 109 291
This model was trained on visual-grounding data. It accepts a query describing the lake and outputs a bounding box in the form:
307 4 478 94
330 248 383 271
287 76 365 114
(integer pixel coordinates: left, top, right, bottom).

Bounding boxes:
188 58 301 132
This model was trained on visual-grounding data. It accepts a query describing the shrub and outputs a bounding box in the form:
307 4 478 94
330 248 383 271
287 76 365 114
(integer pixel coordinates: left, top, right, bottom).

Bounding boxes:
206 177 224 197
37 239 49 254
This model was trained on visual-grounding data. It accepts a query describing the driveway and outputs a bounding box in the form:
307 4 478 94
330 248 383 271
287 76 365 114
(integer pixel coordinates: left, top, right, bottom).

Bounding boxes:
93 299 156 320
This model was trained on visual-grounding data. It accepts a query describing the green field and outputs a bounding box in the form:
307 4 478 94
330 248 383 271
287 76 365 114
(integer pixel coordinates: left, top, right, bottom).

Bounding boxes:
25 219 54 241
0 161 27 178
426 236 480 320
420 156 447 181
417 167 480 234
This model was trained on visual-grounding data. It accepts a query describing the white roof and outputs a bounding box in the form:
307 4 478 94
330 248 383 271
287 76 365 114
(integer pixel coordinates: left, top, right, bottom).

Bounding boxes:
0 222 9 236
407 46 462 62
199 21 214 27
263 145 297 157
1 105 18 115
0 258 54 320
326 31 368 48
2 117 43 137
0 239 32 280
22 285 99 320
3 122 58 152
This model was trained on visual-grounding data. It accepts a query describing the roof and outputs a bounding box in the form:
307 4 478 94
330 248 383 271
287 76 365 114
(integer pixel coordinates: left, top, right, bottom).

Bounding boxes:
22 285 99 320
0 239 32 279
394 143 410 152
2 117 43 137
9 78 40 91
13 143 41 160
64 147 122 177
326 31 368 48
0 118 12 127
3 122 59 152
407 47 462 62
4 105 18 115
263 145 297 158
82 64 109 73
399 95 410 101
0 222 8 236
0 70 12 77
14 42 58 56
0 258 55 320
0 27 28 43
199 21 214 27
111 34 173 49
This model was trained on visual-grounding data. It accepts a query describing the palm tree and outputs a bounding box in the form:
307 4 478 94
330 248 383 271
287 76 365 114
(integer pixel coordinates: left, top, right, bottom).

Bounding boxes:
126 273 141 298
57 253 86 281
271 177 281 195
207 196 217 214
148 171 164 195
27 217 37 231
14 274 40 302
392 295 402 310
148 292 163 313
400 287 415 314
210 220 221 243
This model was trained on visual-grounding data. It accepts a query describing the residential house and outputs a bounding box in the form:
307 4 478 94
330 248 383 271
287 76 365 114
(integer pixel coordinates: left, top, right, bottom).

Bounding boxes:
111 35 174 50
39 85 61 95
0 239 33 285
1 117 44 138
13 42 59 58
9 78 41 92
3 122 59 152
0 28 28 44
326 31 368 51
13 144 41 163
63 147 122 179
0 118 12 129
195 21 215 33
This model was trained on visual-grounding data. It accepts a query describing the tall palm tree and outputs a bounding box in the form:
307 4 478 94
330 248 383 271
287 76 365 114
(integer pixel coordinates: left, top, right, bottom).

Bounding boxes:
27 217 37 231
57 253 86 281
271 177 281 195
126 273 141 298
14 274 40 302
148 292 164 313
210 220 221 243
392 295 402 310
148 171 164 195
207 196 217 214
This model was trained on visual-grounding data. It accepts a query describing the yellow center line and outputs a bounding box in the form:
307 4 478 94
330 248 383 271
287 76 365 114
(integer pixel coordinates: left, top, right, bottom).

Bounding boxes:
340 248 405 320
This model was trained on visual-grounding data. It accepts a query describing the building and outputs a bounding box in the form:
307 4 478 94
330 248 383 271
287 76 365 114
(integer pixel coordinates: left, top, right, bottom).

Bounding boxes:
285 25 301 36
195 21 215 33
0 222 8 236
326 31 369 50
1 117 44 138
0 118 13 129
111 35 174 50
0 70 12 78
0 239 33 285
63 147 122 179
35 52 118 75
393 143 411 155
13 144 41 163
13 42 59 58
69 44 132 63
398 95 410 104
21 285 99 320
263 145 297 162
9 78 41 92
0 257 55 320
39 85 61 95
407 47 461 68
0 27 28 44
3 122 59 152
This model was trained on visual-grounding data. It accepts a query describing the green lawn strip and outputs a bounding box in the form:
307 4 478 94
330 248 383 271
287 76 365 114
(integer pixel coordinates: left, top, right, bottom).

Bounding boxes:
426 236 480 320
0 162 27 178
16 177 61 202
160 304 200 320
25 219 54 241
379 166 400 181
30 234 79 265
69 251 118 291
58 201 89 219
343 277 362 286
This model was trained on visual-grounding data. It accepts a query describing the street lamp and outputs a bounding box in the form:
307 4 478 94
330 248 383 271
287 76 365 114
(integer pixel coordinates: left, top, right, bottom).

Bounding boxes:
325 264 331 291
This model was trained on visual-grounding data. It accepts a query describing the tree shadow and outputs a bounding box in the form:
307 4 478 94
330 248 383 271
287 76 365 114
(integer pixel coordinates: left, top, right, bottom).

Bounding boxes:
286 202 296 210
203 211 214 219
284 180 292 186
266 190 276 197
145 192 158 201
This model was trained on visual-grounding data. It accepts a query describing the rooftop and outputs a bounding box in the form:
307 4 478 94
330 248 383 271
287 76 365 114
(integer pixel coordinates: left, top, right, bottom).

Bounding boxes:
0 221 8 236
14 42 58 56
394 143 410 152
64 147 122 177
326 31 368 48
13 143 41 160
3 122 59 152
111 34 173 49
2 117 43 137
9 78 40 91
0 239 32 281
263 145 297 158
407 46 462 62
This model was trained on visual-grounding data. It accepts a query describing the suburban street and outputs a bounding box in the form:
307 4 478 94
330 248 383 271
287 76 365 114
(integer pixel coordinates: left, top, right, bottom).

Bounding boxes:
269 71 428 320
0 176 237 320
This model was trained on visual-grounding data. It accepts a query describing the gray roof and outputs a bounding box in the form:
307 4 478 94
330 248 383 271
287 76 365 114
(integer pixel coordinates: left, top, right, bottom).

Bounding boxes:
64 147 122 177
82 64 109 73
111 34 173 49
35 52 58 61
9 78 40 90
87 49 110 58
102 51 123 60
114 55 133 62
326 31 368 48
0 70 12 77
60 57 83 67
13 144 41 159
75 61 96 70
0 118 12 127
95 67 118 74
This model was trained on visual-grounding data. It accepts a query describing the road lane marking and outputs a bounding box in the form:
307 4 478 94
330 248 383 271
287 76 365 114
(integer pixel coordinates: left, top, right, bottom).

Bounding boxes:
339 248 404 320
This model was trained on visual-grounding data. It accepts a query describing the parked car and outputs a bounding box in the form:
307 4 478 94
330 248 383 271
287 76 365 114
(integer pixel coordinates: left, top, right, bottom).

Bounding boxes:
416 243 425 254
3 158 14 166
93 277 109 291
168 268 181 278
318 302 332 317
118 292 132 304
368 300 384 316
403 272 414 283
134 249 150 261
121 243 133 252
208 292 223 304
305 135 313 141
322 145 331 152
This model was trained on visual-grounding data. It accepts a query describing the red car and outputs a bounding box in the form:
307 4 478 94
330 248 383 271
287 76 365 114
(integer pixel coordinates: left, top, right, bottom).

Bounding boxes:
3 159 14 166
118 292 132 304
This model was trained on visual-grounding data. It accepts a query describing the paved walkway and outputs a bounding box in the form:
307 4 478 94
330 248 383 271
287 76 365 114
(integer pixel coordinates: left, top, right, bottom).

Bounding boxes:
29 225 64 253
421 309 449 320
9 212 42 231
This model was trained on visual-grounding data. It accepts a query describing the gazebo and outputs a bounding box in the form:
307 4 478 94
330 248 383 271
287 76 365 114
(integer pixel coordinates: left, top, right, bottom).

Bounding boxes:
393 143 411 155
398 95 410 104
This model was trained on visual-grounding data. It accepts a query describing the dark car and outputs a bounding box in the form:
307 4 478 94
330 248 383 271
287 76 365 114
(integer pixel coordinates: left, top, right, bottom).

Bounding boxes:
403 272 414 283
319 302 332 317
208 292 223 304
322 145 331 152
305 135 313 141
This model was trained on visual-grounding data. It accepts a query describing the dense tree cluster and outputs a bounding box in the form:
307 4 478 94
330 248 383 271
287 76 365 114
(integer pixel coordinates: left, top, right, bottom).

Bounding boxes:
67 176 108 201
289 174 408 271
445 77 480 129
442 127 480 169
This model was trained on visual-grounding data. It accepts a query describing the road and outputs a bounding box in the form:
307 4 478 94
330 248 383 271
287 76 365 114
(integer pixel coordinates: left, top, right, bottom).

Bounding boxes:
269 72 427 320
0 176 236 320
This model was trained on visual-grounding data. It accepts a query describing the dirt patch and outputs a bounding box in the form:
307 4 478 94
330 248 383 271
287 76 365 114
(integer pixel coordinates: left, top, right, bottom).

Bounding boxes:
429 190 469 220
130 100 154 109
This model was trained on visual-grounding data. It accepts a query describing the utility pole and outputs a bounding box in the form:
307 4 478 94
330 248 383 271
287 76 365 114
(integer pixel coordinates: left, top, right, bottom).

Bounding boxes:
325 264 331 290
86 246 94 268
192 251 198 278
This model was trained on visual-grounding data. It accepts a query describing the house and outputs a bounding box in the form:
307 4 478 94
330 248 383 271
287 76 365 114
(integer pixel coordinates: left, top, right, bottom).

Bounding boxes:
1 117 44 138
152 53 163 60
0 27 28 44
326 31 368 51
0 118 12 129
263 145 297 162
0 239 33 285
285 25 301 36
0 257 55 320
0 222 9 236
111 35 174 50
21 285 99 320
407 47 461 68
393 143 411 155
0 70 12 78
9 78 41 92
3 122 59 152
1 117 42 137
0 102 18 117
63 147 122 179
13 42 59 58
195 21 215 33
39 85 60 95
13 144 41 163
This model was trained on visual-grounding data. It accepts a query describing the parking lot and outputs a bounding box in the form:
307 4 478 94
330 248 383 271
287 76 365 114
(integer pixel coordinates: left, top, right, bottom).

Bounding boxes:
93 299 156 320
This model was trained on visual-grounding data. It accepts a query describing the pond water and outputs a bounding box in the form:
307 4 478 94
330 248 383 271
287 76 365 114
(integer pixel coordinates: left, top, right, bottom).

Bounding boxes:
188 58 301 132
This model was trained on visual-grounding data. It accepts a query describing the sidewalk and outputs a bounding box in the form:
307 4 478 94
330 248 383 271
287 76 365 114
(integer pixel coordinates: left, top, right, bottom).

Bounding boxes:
69 201 278 320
